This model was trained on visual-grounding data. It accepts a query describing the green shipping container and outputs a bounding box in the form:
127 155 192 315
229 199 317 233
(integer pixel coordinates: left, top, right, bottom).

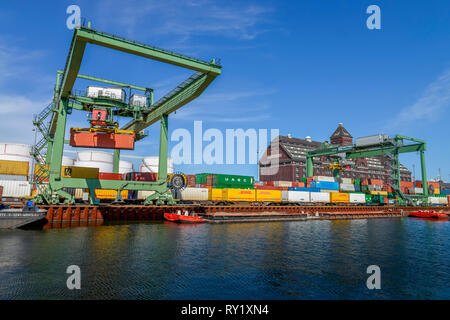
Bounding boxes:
354 179 361 185
212 174 254 187
365 194 373 203
301 177 307 183
195 173 213 184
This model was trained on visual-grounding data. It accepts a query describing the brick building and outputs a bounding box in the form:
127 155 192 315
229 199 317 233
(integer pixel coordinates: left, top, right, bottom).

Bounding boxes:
259 123 412 183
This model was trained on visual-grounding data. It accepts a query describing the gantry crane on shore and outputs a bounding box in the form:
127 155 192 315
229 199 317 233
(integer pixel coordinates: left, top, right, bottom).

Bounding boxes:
306 135 428 206
31 23 221 205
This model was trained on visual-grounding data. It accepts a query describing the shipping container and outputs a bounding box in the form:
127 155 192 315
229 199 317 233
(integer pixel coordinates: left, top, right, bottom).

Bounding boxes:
340 183 356 192
222 189 255 202
99 172 123 180
409 187 423 194
129 94 148 107
273 180 292 187
95 189 128 200
256 190 282 202
282 190 310 202
288 186 320 192
212 174 254 187
124 172 157 181
0 180 31 197
310 181 339 190
330 192 350 203
428 197 440 205
180 187 209 201
310 192 330 203
320 189 338 193
355 134 388 147
208 188 223 201
0 160 29 176
0 185 3 201
349 193 366 204
0 174 28 181
369 190 388 196
313 176 336 182
369 179 383 185
340 178 353 184
186 175 196 187
86 86 126 101
61 166 99 179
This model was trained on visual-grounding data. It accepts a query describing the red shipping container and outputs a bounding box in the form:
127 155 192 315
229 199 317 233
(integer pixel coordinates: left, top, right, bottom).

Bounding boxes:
401 181 414 188
70 130 135 150
306 177 314 182
186 175 196 187
361 179 369 186
264 181 274 186
255 185 285 190
206 175 214 186
125 172 157 181
370 179 383 185
291 182 305 188
99 172 123 180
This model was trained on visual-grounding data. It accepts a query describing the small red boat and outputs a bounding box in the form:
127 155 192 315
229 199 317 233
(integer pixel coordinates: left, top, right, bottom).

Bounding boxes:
409 211 449 219
164 212 207 223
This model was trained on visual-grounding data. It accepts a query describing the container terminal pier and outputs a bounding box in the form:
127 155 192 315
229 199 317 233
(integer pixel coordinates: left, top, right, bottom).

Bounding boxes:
0 25 449 228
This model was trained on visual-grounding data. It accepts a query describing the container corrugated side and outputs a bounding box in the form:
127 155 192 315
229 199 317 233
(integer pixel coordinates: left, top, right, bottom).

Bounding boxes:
0 180 31 197
208 188 223 201
330 192 350 203
349 193 366 203
282 190 310 202
0 174 28 181
0 160 29 176
313 176 335 182
222 189 255 202
95 189 128 199
180 187 209 201
310 192 330 202
256 190 282 202
137 190 156 200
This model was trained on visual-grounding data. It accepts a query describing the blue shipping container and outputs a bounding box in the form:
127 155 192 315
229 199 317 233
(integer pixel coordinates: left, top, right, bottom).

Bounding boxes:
441 189 450 195
288 187 320 192
310 181 339 190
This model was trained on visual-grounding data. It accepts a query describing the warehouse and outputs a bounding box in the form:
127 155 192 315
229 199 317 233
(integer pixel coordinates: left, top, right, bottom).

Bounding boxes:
259 123 412 183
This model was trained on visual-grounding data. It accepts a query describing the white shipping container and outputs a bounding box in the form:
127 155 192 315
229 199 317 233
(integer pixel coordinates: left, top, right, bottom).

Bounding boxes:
340 178 353 184
409 187 423 194
340 183 356 192
86 86 126 101
180 187 209 201
310 191 330 203
355 134 388 147
313 176 335 182
129 94 148 107
428 197 440 205
0 174 28 181
75 188 83 200
349 193 366 203
137 190 156 200
282 190 310 202
0 180 31 197
368 185 382 191
273 181 292 187
321 189 338 193
439 197 448 205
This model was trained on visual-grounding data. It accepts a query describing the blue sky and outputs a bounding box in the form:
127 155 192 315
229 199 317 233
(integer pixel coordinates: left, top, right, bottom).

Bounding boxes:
0 0 449 181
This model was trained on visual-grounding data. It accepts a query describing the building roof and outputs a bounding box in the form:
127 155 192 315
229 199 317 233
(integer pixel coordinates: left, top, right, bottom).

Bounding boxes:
330 123 353 139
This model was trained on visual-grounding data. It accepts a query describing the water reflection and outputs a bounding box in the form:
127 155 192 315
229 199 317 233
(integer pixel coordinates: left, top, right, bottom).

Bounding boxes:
0 218 449 299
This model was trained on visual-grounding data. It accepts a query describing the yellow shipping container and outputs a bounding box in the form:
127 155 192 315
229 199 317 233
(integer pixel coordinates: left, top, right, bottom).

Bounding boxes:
61 166 99 179
256 189 282 202
208 188 223 201
0 159 29 176
369 191 388 196
330 192 350 203
222 188 255 202
95 189 128 200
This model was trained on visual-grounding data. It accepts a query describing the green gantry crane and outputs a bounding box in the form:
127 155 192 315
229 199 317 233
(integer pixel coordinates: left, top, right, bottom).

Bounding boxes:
31 25 221 205
306 135 428 206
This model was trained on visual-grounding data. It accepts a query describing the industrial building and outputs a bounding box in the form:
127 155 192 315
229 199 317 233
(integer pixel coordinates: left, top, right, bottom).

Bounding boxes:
259 123 412 183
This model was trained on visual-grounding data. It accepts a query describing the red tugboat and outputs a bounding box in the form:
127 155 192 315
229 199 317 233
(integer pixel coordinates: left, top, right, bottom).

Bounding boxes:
164 210 207 224
408 211 449 219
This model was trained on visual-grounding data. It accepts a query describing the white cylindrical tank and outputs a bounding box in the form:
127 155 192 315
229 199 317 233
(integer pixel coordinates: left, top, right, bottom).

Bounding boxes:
77 151 114 163
74 160 114 173
140 156 174 173
119 160 133 174
0 143 34 177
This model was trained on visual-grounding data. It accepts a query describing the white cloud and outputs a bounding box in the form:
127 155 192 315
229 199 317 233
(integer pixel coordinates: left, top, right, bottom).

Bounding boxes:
387 68 450 129
96 0 273 44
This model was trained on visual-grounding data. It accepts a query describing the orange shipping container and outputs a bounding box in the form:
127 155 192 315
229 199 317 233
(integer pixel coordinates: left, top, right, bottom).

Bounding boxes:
370 179 383 185
70 131 135 150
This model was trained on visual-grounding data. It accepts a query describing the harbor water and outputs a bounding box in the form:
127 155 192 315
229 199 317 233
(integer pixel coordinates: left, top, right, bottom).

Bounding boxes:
0 218 449 299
